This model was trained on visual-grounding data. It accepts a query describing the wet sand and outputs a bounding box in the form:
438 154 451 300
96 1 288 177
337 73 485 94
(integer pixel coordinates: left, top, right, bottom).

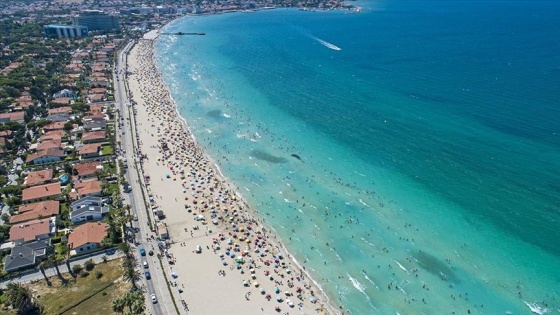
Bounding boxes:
125 38 340 314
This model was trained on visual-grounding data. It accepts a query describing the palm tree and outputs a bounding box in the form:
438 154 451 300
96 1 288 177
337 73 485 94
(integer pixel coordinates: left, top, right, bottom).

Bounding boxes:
112 297 125 314
117 241 131 257
59 243 75 278
38 260 51 286
130 290 146 314
5 282 36 314
122 264 140 290
47 247 66 283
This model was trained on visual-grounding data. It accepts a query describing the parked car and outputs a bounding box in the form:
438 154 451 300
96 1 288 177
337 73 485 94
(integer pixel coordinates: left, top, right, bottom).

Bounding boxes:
143 261 148 268
140 248 146 256
151 294 157 304
145 271 151 280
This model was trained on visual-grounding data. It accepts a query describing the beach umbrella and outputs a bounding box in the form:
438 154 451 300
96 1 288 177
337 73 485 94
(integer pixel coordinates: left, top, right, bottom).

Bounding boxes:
219 253 224 257
243 280 248 287
274 287 280 294
276 296 283 302
260 288 265 294
309 296 317 303
222 261 228 266
253 282 259 287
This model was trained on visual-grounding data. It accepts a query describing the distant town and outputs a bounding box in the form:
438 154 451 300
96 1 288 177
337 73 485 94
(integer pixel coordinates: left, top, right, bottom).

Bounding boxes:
0 0 355 313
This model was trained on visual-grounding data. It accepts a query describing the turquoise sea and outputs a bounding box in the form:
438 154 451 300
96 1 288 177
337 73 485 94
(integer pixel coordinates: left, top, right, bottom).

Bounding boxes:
155 1 560 314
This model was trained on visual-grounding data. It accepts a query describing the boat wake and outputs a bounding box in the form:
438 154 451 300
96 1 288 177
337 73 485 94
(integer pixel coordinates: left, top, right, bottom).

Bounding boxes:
312 36 342 51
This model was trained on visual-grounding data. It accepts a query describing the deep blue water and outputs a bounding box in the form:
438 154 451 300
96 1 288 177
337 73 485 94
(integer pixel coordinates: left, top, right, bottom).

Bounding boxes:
156 1 560 313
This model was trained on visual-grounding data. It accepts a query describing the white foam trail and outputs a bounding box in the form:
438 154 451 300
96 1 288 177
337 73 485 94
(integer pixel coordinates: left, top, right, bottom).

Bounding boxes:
347 274 367 296
394 260 409 274
361 237 375 248
363 274 379 290
313 36 342 51
358 198 370 208
223 113 231 118
524 301 549 315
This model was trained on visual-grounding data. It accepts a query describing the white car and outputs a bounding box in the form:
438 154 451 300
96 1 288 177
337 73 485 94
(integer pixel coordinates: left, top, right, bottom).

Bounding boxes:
151 294 157 304
143 261 148 268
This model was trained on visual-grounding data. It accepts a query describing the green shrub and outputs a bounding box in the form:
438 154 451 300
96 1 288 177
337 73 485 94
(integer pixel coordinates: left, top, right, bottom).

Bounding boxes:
84 259 94 271
72 264 83 275
95 271 103 279
80 271 89 278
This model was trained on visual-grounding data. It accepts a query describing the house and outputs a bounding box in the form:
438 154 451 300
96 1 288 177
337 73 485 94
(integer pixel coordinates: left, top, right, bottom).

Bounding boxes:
48 106 72 115
51 98 72 106
46 113 72 123
9 200 59 224
36 139 62 151
70 196 109 224
43 121 66 131
88 104 105 115
40 130 66 142
68 222 108 255
89 94 105 103
78 143 101 159
53 89 76 99
0 112 25 124
8 217 56 243
73 161 102 180
82 130 106 143
24 169 54 187
83 120 107 131
26 148 65 165
4 239 50 272
21 182 61 203
73 180 102 199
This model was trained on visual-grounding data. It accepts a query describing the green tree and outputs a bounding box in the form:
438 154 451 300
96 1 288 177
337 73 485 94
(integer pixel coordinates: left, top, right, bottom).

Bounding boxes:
112 297 125 314
72 264 83 275
4 282 37 314
63 121 73 132
84 258 95 271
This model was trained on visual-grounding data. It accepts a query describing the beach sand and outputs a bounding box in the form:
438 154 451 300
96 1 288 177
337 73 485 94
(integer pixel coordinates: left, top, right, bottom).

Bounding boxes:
125 38 340 315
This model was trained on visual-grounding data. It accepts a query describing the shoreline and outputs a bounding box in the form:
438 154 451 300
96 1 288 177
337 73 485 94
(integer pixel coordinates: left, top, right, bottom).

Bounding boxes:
126 37 343 314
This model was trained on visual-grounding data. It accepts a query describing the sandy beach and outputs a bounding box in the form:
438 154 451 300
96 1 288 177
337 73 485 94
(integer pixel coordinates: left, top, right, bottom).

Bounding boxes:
125 38 340 314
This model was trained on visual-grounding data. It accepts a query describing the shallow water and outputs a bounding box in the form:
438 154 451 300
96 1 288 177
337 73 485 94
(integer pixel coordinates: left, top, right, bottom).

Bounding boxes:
155 1 560 314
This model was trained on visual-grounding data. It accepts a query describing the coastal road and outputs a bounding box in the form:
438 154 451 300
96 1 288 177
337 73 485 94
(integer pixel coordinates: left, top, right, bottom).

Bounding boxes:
114 40 179 315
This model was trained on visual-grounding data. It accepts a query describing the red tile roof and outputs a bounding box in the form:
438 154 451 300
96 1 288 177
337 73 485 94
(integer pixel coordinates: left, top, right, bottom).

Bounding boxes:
9 219 51 242
0 112 25 122
25 148 65 163
39 130 65 142
48 107 72 115
10 200 59 224
73 161 101 177
36 139 61 151
74 180 102 197
68 222 108 249
24 169 54 187
78 143 101 155
22 182 61 202
43 121 66 131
